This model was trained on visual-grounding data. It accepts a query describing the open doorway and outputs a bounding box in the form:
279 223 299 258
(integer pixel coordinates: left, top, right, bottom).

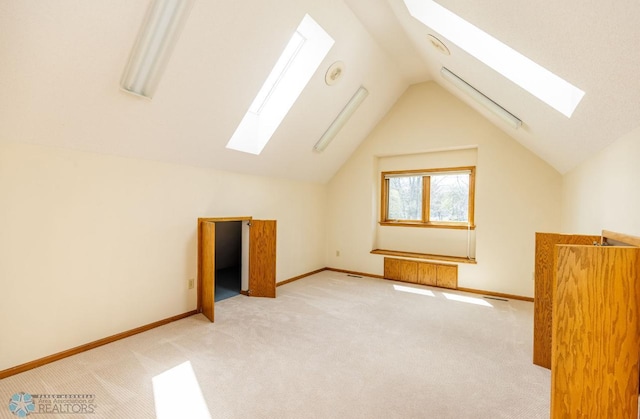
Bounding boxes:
198 217 276 322
214 221 242 301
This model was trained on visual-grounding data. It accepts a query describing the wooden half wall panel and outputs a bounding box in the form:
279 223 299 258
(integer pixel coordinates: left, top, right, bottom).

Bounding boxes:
383 257 457 289
384 258 418 283
436 264 457 289
417 262 437 286
533 232 600 369
551 245 640 418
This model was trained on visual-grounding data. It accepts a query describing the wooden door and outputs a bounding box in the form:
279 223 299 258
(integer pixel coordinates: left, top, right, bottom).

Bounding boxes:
248 220 276 298
201 221 215 321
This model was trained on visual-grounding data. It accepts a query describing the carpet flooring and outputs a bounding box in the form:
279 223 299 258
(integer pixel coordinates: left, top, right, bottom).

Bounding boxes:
0 271 553 418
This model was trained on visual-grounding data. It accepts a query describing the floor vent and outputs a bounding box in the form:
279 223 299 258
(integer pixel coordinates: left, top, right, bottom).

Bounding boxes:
484 296 508 302
347 274 363 278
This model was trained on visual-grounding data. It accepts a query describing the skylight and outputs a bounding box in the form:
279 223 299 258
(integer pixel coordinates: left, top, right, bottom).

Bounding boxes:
403 0 585 118
226 15 334 155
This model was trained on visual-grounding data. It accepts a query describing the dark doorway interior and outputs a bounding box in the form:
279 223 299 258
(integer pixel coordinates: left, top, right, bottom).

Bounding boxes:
214 221 242 302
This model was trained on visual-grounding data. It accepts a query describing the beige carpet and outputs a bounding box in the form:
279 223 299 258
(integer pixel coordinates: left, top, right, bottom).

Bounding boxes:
0 271 552 418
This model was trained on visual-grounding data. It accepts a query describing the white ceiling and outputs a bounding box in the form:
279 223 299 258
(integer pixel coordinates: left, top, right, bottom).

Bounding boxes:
370 0 640 173
1 0 639 182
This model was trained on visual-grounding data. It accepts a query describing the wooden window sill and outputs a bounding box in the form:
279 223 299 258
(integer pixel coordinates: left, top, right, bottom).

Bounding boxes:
371 249 477 264
379 221 476 230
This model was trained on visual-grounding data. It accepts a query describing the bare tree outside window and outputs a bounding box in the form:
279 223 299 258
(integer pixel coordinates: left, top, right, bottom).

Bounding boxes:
430 174 469 222
388 176 422 220
382 167 475 228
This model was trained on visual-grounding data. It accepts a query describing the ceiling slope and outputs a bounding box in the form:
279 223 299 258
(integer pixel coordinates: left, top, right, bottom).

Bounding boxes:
369 0 640 173
3 0 638 181
0 0 409 183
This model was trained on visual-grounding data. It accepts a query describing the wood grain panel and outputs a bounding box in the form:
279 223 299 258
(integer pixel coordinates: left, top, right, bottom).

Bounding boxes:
371 249 477 264
383 258 417 282
249 220 276 298
422 175 430 223
436 264 458 289
417 262 437 286
602 230 640 247
400 259 418 282
468 167 476 227
380 173 388 223
533 232 600 368
383 257 402 280
201 221 215 322
551 245 640 418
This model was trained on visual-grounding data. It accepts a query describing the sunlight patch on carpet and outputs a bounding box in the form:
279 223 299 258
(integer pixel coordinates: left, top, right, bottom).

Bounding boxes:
152 361 211 419
443 292 493 307
393 284 435 297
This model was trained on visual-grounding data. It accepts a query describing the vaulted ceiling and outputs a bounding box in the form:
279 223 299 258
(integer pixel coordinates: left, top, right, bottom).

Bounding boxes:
1 0 639 183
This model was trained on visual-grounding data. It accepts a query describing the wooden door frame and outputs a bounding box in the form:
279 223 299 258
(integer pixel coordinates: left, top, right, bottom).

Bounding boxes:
197 216 252 313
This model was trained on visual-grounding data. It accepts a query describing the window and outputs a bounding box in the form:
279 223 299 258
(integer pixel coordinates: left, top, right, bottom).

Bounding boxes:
403 0 584 118
226 14 334 155
381 167 475 229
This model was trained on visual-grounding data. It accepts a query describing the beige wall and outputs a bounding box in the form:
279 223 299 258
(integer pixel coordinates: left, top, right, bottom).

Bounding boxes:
0 142 327 370
562 125 640 236
376 148 478 258
326 82 562 297
0 81 572 371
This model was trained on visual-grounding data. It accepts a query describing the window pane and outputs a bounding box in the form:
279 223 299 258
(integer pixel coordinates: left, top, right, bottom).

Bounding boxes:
429 174 469 222
226 15 334 155
388 176 422 220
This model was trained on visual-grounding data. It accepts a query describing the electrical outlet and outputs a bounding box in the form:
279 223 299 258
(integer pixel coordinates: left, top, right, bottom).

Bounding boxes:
188 278 194 289
336 250 340 257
